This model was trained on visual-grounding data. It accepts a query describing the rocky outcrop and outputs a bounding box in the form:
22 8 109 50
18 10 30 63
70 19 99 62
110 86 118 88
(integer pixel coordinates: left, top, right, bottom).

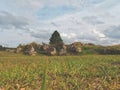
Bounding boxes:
68 42 82 53
59 48 67 55
16 47 22 53
58 44 67 55
47 47 57 55
40 43 57 55
24 45 37 56
15 42 83 56
41 43 49 50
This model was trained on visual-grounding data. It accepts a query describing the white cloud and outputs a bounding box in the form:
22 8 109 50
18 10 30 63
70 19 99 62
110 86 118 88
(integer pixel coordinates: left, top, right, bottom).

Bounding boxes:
0 0 120 47
91 29 105 38
61 33 76 39
0 11 29 30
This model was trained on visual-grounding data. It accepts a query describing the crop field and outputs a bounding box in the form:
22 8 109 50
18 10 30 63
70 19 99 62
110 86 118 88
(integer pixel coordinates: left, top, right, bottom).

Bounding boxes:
0 51 120 90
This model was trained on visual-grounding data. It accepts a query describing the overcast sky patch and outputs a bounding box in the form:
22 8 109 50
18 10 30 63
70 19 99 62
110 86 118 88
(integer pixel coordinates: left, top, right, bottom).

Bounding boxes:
0 0 120 47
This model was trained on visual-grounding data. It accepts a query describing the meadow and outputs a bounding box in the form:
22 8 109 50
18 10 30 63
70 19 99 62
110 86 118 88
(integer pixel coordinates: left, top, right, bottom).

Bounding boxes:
0 51 120 90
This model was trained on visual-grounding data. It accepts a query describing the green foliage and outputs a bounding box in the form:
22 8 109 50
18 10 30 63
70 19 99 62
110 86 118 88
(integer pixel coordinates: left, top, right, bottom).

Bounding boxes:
0 45 5 51
49 30 63 45
41 59 48 90
82 44 120 55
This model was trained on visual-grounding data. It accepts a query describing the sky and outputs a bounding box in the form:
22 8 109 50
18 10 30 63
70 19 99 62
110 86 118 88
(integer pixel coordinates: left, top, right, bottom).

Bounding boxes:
0 0 120 47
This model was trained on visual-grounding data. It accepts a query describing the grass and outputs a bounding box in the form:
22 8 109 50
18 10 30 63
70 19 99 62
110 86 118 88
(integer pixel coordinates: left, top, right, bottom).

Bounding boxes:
0 51 120 90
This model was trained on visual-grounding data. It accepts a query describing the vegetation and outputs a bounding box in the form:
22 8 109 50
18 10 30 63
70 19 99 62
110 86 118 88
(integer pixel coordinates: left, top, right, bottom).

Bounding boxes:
49 30 63 45
82 44 120 55
0 45 5 51
0 51 120 90
1 30 120 55
0 31 120 89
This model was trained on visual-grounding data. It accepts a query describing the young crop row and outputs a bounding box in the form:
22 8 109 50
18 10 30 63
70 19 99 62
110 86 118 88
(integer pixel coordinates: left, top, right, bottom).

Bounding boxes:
0 55 120 90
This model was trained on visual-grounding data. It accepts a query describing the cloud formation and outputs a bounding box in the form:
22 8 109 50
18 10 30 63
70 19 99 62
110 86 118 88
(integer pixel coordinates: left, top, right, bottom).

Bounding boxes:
0 0 120 47
104 25 120 39
0 11 29 30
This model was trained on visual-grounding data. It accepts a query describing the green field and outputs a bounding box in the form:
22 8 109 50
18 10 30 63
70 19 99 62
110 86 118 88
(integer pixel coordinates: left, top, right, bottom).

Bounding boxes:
0 51 120 90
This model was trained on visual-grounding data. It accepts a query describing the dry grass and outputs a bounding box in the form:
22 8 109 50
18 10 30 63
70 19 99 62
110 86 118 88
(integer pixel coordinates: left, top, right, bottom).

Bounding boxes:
0 51 120 90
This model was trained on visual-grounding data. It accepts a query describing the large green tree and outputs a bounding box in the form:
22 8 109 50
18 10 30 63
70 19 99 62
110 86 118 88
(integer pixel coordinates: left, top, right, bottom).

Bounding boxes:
49 30 63 45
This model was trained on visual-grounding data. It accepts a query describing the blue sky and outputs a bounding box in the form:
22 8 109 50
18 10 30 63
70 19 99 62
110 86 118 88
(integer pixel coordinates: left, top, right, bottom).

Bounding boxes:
37 6 76 20
0 0 120 47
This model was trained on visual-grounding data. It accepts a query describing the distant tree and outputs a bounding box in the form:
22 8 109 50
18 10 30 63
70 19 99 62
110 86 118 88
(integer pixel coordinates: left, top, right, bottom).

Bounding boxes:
0 45 3 50
49 30 63 45
0 45 5 51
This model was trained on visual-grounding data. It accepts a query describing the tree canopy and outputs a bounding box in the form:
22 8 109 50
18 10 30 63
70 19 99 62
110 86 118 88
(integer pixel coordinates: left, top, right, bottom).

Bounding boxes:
49 30 63 45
